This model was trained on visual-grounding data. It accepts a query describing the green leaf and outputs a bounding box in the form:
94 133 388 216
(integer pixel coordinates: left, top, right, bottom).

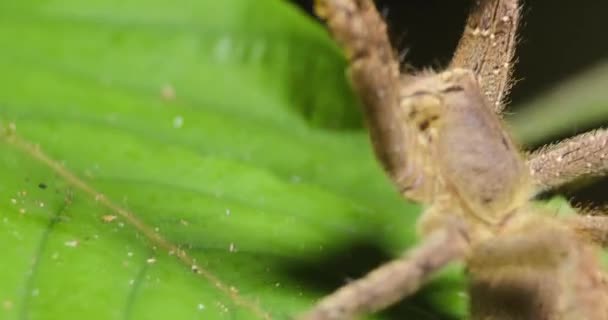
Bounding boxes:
0 1 466 319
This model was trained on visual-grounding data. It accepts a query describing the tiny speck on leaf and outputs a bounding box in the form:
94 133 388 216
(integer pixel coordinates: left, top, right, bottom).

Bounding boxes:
2 300 13 310
173 116 184 129
101 215 117 223
161 84 176 101
64 240 79 248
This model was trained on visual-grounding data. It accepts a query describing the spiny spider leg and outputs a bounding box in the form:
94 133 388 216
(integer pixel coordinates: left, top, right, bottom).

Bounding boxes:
450 0 520 113
299 218 468 320
314 0 412 189
527 128 608 192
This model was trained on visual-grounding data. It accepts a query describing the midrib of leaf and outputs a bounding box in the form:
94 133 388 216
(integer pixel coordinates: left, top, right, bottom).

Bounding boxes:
1 128 274 320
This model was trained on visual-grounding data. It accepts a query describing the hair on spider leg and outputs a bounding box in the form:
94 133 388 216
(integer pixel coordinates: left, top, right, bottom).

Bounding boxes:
392 28 410 67
379 3 389 19
569 178 608 208
397 47 410 66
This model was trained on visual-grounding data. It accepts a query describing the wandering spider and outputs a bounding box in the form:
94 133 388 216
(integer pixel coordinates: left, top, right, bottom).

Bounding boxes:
299 0 608 319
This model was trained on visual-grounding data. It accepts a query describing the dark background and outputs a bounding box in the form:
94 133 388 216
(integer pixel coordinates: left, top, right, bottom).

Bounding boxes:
291 0 608 204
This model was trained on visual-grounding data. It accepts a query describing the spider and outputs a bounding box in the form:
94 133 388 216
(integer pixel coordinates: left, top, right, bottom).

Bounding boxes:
299 0 608 319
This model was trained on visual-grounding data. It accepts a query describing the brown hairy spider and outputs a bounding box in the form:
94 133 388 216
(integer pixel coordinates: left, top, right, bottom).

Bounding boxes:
299 0 608 319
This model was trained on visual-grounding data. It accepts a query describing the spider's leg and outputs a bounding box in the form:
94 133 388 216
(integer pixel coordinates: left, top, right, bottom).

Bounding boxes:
469 214 608 320
527 128 608 192
449 0 520 113
298 218 468 320
314 0 413 189
571 214 608 247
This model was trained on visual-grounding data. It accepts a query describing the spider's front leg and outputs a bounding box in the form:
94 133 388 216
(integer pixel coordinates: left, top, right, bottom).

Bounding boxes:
299 216 469 320
314 0 419 191
450 0 520 112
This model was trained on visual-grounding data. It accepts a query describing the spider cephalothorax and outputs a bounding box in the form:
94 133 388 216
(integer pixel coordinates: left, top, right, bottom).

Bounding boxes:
300 0 608 319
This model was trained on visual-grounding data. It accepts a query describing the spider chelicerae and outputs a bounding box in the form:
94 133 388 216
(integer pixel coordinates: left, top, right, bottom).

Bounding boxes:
299 0 608 319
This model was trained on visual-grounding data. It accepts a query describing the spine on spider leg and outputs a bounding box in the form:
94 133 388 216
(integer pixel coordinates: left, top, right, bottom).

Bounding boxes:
450 0 520 113
527 129 608 192
314 0 413 188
